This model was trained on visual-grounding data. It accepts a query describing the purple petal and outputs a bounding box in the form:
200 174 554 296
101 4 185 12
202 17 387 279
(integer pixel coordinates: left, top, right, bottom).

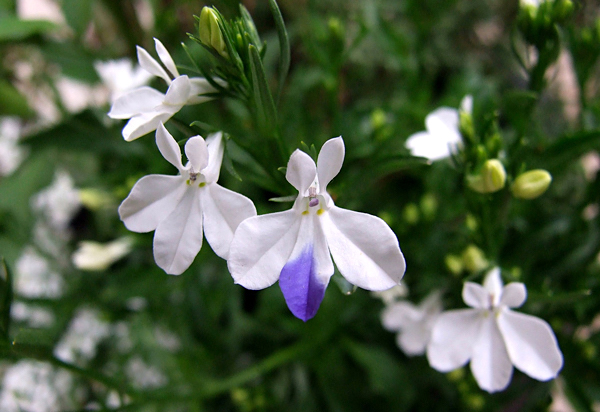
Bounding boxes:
279 244 327 322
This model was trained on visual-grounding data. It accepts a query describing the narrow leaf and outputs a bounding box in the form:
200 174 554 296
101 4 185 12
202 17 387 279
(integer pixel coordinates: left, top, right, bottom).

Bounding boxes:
0 258 13 341
249 44 277 133
268 0 290 104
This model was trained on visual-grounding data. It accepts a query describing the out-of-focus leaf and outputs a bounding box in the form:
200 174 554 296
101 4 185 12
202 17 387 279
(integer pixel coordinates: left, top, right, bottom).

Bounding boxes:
0 80 33 117
502 90 538 135
539 130 600 170
41 41 99 83
62 0 93 35
0 16 57 41
0 259 13 341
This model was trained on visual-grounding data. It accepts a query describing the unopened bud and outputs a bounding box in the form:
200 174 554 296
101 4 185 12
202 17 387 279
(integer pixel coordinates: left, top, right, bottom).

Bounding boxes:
462 245 488 273
467 159 506 194
511 169 552 199
199 7 228 58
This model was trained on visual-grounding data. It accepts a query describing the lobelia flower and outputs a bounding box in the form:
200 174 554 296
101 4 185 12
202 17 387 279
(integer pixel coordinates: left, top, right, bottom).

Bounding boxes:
118 123 256 275
108 38 220 141
406 95 472 161
381 291 443 356
427 267 563 393
228 137 406 321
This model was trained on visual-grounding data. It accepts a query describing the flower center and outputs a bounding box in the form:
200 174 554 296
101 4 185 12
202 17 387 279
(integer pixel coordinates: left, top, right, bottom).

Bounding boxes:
308 186 319 207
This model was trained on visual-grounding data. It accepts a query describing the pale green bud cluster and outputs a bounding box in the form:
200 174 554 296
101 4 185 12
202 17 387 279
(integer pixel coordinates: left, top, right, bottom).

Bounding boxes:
199 7 228 58
467 159 506 194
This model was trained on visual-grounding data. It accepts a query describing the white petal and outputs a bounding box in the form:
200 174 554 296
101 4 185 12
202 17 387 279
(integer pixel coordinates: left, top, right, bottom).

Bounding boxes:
470 316 514 393
427 309 482 372
156 123 183 171
119 175 185 232
187 77 218 104
228 210 300 289
201 183 256 259
286 149 316 195
381 301 421 331
425 107 460 140
122 111 173 142
462 282 490 309
202 131 224 184
398 323 431 356
153 188 203 275
321 206 405 290
137 45 171 84
107 87 164 119
500 283 527 308
163 75 191 107
316 136 344 192
483 267 503 306
405 131 451 161
460 95 473 114
185 136 208 173
154 38 179 78
498 309 564 381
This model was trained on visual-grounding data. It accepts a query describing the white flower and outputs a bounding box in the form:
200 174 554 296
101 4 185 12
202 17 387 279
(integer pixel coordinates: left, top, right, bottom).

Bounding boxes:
94 58 153 102
406 95 472 161
118 123 256 275
15 247 63 299
228 137 406 321
427 268 563 393
0 117 26 176
108 38 220 141
72 236 134 271
382 291 443 356
32 170 81 232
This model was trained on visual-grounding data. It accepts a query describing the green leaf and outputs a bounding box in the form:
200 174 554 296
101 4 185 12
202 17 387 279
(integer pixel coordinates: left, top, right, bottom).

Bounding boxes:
267 0 290 104
502 90 538 135
0 16 57 41
0 259 13 341
0 80 33 117
540 130 600 170
41 41 100 83
62 0 93 35
248 44 277 134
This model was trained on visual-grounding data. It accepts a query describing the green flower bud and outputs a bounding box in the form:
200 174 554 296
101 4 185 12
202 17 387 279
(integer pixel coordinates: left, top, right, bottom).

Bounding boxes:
511 169 552 199
402 203 420 225
461 245 488 273
199 7 228 58
445 254 463 276
467 159 506 194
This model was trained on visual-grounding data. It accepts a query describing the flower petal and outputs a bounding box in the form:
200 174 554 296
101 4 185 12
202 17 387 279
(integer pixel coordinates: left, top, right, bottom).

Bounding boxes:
187 77 219 105
137 45 171 84
425 107 459 139
118 174 185 232
427 309 482 372
286 149 316 195
154 38 179 78
279 214 333 321
185 136 208 173
321 206 405 290
202 131 224 184
483 267 503 306
156 123 183 171
497 309 563 381
201 183 256 259
381 301 421 331
500 283 527 308
462 282 490 309
460 95 473 114
107 87 164 119
398 323 431 356
153 188 203 275
122 111 173 142
316 136 344 192
163 75 191 107
228 210 300 289
470 316 514 393
406 131 451 161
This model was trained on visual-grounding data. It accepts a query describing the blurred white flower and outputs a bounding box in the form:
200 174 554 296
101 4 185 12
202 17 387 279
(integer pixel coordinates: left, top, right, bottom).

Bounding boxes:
17 0 65 24
32 170 81 231
372 283 409 306
11 301 55 327
108 38 221 141
0 360 82 412
72 237 134 271
15 247 64 299
382 291 443 356
94 58 153 102
126 356 168 389
406 95 472 161
0 117 26 176
154 325 181 352
54 307 111 366
427 268 563 393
